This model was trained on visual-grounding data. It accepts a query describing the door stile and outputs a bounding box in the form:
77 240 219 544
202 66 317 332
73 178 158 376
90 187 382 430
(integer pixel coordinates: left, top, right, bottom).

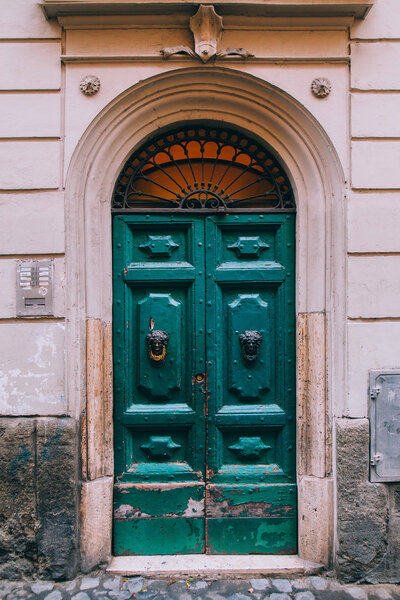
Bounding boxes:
113 214 128 479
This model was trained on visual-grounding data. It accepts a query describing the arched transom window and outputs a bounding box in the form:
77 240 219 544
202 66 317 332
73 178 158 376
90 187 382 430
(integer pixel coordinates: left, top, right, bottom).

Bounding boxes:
112 125 295 212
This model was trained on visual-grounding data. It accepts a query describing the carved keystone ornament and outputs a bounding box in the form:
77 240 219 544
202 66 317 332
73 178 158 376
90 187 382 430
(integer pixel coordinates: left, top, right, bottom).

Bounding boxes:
161 4 254 62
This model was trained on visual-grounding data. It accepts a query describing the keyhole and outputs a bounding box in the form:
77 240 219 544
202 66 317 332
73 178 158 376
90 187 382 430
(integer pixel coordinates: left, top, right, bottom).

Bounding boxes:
195 373 205 383
149 318 154 330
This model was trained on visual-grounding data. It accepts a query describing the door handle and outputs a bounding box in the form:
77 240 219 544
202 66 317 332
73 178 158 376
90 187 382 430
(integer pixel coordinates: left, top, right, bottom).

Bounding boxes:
146 330 169 365
239 330 262 364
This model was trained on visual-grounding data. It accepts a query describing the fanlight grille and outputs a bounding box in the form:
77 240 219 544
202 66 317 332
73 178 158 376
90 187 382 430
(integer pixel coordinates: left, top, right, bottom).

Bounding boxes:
112 126 295 212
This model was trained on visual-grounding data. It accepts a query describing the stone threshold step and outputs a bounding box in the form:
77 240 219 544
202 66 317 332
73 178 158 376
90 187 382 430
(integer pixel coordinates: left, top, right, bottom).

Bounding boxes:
107 555 323 578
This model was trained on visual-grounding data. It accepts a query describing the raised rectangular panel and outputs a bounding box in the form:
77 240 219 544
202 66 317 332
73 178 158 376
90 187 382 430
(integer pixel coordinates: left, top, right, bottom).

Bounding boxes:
347 322 400 417
207 516 297 554
66 28 192 56
207 483 296 518
0 141 60 189
0 93 61 138
351 93 400 138
137 293 182 399
113 518 204 555
348 193 400 252
348 256 400 318
0 321 65 415
128 429 192 468
351 0 400 39
228 294 271 399
0 192 65 254
114 483 204 519
352 141 400 189
0 0 60 39
66 28 347 58
222 29 348 58
0 42 61 90
351 42 400 90
128 225 189 264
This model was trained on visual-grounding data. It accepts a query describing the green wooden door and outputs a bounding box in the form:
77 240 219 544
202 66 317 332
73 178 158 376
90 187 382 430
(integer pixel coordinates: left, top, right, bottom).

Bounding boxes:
113 213 296 555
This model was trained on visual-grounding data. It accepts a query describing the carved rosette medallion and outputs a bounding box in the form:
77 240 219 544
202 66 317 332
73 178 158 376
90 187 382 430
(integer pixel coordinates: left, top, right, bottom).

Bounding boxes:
311 77 332 98
79 75 101 96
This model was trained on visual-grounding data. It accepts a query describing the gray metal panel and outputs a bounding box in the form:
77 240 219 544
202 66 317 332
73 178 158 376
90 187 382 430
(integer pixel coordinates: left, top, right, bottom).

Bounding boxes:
17 260 54 317
369 369 400 482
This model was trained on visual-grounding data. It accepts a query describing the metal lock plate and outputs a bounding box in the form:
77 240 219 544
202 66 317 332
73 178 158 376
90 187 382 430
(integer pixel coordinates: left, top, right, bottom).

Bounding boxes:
369 369 400 482
17 260 54 317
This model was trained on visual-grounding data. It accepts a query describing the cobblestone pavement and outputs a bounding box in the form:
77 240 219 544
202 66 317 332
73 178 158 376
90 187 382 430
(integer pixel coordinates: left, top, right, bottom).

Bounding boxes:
1 574 400 600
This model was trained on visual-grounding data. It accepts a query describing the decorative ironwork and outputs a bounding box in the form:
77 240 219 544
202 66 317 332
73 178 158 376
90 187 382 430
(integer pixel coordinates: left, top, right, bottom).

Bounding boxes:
239 330 262 364
112 125 295 212
146 330 169 365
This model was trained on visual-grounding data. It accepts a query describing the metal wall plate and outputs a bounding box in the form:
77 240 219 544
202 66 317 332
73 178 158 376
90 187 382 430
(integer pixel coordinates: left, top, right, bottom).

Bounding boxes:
17 260 54 317
369 369 400 482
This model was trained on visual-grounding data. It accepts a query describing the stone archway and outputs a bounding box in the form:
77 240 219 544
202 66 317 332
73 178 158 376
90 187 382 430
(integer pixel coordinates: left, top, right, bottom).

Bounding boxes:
64 67 345 571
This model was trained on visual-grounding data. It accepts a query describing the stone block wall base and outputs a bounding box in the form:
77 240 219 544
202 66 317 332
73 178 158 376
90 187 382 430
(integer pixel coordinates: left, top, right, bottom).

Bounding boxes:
336 418 395 583
0 417 79 580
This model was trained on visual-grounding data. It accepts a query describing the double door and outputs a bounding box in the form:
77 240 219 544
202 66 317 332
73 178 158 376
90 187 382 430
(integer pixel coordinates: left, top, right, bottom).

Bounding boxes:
113 213 296 554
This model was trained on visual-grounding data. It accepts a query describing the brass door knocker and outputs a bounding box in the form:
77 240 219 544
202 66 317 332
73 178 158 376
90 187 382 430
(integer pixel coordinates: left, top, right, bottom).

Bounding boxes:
146 330 169 365
239 330 262 364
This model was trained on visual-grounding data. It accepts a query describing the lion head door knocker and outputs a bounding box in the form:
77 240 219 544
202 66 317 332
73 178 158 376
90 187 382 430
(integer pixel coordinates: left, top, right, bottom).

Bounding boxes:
239 330 262 364
146 330 169 365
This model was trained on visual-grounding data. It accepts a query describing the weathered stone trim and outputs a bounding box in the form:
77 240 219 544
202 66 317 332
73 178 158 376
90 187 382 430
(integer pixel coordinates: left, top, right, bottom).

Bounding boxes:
80 476 113 573
297 312 333 565
83 318 114 481
298 476 333 565
297 312 328 479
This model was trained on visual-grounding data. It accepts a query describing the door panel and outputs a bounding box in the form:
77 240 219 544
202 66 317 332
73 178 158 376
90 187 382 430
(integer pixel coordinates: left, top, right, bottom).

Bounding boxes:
227 293 271 398
205 215 296 553
113 213 296 555
113 215 206 553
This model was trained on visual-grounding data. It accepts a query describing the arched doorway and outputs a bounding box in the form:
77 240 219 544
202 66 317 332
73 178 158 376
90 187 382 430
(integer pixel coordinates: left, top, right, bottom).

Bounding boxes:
112 124 296 554
64 67 344 569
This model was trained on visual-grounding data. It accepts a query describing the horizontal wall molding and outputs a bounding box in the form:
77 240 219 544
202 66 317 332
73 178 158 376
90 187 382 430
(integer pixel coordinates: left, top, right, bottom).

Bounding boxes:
61 54 350 63
42 0 374 20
